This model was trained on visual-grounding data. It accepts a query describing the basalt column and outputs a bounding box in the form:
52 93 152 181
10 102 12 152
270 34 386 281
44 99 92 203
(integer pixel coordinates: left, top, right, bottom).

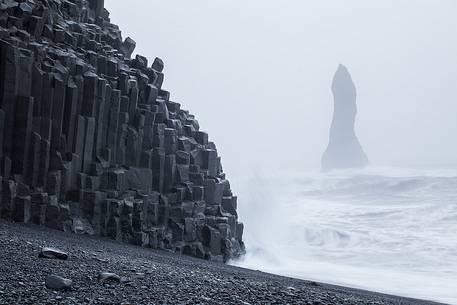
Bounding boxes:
0 0 244 263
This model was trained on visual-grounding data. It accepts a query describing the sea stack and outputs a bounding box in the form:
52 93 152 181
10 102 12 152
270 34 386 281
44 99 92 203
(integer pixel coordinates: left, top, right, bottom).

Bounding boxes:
321 64 369 171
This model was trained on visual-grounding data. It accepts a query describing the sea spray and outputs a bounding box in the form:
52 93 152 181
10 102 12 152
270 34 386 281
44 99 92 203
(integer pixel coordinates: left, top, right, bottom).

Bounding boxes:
232 166 457 304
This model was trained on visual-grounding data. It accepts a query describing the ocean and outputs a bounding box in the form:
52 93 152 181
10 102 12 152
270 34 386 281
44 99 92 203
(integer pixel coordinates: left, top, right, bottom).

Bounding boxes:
232 166 457 304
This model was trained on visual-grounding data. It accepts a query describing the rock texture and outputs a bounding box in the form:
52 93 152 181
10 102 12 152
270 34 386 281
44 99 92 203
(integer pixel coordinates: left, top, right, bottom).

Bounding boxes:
45 275 73 291
0 220 443 305
0 0 244 262
322 64 369 171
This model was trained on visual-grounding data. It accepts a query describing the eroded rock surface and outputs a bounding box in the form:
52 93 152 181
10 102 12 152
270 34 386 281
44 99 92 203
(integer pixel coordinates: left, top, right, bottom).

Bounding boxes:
0 0 243 262
322 64 369 171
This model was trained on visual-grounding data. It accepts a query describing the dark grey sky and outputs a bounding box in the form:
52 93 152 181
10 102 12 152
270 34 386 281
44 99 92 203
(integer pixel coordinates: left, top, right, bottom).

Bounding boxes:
106 0 457 175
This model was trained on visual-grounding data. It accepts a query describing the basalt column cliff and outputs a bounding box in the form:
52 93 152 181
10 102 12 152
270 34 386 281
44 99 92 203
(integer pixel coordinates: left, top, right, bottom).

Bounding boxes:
0 0 244 262
322 64 369 171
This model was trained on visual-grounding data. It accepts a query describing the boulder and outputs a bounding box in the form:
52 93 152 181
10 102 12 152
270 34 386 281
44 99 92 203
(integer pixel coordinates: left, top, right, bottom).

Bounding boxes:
45 275 72 291
39 247 69 260
98 272 121 284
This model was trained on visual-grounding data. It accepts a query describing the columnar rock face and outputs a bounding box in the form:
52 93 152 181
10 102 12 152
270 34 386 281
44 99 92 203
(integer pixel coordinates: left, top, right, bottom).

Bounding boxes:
0 0 244 262
322 64 369 171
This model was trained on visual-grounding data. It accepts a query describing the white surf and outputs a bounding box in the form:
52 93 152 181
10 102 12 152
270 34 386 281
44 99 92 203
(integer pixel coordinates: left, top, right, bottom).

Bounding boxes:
231 166 457 305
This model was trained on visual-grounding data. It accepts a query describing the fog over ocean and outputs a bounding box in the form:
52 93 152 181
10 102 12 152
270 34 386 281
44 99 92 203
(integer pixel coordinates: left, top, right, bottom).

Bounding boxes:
232 166 457 304
105 0 457 173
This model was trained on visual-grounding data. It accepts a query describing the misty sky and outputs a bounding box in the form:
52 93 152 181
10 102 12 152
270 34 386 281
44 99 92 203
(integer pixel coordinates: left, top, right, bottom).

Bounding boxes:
105 0 457 176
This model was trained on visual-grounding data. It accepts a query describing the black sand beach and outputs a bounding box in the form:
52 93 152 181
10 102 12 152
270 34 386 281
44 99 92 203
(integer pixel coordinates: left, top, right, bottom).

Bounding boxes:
0 220 444 305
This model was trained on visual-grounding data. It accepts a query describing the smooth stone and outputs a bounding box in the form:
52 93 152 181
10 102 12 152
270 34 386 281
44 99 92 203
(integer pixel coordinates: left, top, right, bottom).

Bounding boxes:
98 272 121 283
39 247 68 260
45 275 72 290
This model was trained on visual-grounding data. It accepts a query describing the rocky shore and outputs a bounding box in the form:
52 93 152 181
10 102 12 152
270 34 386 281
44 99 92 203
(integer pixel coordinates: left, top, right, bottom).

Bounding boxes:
0 220 443 305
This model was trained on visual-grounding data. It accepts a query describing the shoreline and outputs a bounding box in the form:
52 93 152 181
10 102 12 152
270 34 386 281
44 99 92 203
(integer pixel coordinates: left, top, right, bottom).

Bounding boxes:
232 256 452 304
0 220 445 305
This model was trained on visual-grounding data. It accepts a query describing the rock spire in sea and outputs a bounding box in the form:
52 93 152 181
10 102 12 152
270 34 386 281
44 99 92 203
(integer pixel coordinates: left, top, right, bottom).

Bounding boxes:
322 64 369 171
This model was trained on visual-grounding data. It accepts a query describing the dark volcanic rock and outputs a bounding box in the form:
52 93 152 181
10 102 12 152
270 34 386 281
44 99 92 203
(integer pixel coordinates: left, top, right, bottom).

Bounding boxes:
0 0 243 262
322 64 369 171
98 272 121 284
0 220 442 305
45 275 72 291
39 247 68 260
